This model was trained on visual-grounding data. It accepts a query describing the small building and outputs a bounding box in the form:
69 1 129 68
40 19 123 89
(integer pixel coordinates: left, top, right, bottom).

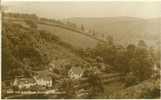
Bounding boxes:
68 67 84 80
13 77 36 90
152 64 160 78
33 76 52 88
33 70 52 88
49 59 71 72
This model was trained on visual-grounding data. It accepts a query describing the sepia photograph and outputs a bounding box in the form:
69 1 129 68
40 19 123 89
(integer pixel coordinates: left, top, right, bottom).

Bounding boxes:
1 0 161 99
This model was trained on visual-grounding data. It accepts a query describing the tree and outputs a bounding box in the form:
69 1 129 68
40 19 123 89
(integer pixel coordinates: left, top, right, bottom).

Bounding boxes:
82 69 104 98
125 44 136 72
126 44 136 58
128 58 142 81
106 35 114 46
63 78 76 98
129 40 154 81
124 72 138 87
114 48 127 73
25 19 37 29
81 24 85 31
102 34 105 38
137 40 147 48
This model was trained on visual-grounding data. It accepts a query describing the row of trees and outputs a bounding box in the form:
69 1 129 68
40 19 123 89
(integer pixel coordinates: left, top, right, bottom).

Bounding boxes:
3 12 38 20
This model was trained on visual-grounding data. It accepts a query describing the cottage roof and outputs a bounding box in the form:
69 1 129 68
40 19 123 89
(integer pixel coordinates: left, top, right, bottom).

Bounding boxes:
34 70 52 80
70 67 83 75
14 77 35 84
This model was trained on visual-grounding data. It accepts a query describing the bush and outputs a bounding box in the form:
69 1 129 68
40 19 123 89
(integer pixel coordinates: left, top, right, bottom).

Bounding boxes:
25 19 37 28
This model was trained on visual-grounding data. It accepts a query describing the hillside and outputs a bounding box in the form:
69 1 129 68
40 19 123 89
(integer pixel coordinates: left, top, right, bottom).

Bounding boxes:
109 78 160 99
38 23 99 49
3 13 103 49
65 17 161 46
2 17 88 80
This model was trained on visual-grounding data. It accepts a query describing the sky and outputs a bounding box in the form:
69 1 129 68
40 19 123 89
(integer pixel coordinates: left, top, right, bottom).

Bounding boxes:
2 1 161 19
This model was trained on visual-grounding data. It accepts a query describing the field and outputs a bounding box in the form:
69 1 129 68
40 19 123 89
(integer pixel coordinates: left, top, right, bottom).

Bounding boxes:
38 24 99 49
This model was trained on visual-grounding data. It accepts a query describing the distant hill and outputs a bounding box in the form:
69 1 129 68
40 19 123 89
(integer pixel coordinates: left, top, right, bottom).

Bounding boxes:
65 17 161 46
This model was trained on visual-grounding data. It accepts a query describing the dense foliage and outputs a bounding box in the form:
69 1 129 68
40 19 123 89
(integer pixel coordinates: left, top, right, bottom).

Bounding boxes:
2 21 63 80
109 78 160 99
79 36 159 84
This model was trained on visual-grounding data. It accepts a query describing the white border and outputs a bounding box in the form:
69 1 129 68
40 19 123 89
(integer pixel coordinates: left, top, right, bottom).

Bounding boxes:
0 0 161 99
0 7 1 100
2 0 161 2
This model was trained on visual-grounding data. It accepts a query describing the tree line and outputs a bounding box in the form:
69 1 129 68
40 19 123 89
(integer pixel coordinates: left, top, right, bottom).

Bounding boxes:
78 36 160 86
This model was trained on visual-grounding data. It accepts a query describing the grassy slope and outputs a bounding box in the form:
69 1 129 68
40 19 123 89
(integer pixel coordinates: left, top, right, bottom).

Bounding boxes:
38 23 99 49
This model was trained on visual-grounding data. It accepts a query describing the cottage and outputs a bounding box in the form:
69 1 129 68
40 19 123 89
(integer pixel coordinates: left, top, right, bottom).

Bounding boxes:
33 70 52 88
152 64 160 78
68 67 84 79
33 76 52 87
13 77 36 90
